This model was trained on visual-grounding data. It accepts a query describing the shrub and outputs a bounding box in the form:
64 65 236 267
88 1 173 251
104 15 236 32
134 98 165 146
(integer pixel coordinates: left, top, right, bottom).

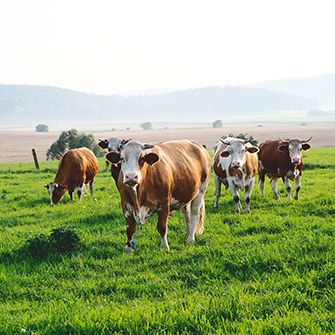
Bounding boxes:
140 121 153 130
46 129 103 160
26 227 80 258
50 227 80 252
223 133 259 146
212 119 223 128
35 124 49 132
26 233 50 258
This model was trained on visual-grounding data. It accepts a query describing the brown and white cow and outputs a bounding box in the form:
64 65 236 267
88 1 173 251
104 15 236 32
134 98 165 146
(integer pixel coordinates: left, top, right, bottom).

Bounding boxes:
45 148 99 205
212 137 259 213
98 137 129 185
105 139 211 252
258 137 312 200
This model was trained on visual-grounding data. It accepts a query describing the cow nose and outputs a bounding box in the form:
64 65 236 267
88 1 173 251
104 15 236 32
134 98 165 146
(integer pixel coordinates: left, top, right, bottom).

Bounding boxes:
292 158 300 164
231 161 240 168
125 173 138 182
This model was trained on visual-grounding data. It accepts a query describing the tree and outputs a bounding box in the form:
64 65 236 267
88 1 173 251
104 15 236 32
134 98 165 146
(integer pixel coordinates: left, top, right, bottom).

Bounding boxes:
140 121 153 130
46 129 103 160
212 120 223 128
35 124 49 132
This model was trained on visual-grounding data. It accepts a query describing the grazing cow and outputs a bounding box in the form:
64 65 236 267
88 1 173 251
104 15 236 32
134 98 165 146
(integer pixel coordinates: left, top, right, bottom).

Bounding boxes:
45 148 99 205
98 137 129 184
105 140 211 252
212 137 259 213
258 137 312 200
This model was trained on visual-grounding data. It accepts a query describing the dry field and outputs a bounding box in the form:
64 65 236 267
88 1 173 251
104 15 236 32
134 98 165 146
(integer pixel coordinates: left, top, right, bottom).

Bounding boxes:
0 124 334 163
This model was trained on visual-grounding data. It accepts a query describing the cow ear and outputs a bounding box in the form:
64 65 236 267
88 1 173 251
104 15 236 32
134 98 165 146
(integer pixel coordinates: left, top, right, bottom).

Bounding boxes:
44 184 49 189
278 144 289 152
143 152 159 165
247 146 259 154
98 139 108 149
302 143 311 151
106 151 121 164
221 151 230 157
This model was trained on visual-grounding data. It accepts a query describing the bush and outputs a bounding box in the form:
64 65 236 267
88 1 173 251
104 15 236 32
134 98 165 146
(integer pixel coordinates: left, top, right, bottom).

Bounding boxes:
50 227 80 252
140 121 153 130
212 119 223 128
35 124 49 132
26 233 51 259
26 227 80 258
223 133 259 146
46 129 103 160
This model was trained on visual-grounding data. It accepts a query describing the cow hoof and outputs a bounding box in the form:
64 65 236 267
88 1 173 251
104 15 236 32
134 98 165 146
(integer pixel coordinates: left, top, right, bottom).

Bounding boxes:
161 242 170 251
186 237 195 245
294 196 299 201
125 244 135 254
235 209 241 214
274 194 280 200
244 209 250 214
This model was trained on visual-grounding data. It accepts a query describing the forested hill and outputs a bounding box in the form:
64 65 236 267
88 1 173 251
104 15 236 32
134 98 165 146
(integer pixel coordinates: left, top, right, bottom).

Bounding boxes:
0 84 317 126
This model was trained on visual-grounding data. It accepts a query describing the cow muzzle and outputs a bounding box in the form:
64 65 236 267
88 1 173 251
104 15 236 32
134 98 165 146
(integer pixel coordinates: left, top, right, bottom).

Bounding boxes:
230 161 241 169
291 158 301 164
124 173 139 187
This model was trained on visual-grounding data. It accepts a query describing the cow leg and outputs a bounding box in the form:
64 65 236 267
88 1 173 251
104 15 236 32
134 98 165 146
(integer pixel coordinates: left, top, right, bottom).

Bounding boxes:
294 175 301 200
181 204 191 235
125 217 137 253
77 184 85 199
89 180 94 196
228 179 241 213
270 177 280 200
244 178 255 213
187 188 206 244
214 175 221 208
258 164 266 196
283 176 292 200
68 189 74 201
157 203 170 250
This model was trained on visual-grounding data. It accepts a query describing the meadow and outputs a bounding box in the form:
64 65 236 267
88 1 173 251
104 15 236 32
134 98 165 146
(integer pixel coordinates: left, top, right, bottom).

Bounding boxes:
0 148 335 334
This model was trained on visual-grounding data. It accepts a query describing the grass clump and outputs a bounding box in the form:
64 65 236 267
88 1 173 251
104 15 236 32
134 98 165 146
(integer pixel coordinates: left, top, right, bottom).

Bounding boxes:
26 227 80 258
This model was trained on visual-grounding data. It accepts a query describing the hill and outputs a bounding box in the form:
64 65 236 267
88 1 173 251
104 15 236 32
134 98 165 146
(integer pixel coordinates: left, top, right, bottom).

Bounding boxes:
0 85 317 127
252 73 335 108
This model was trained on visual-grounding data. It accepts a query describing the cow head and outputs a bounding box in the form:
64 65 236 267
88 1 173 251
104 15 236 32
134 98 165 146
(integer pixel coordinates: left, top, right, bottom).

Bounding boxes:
220 138 259 169
44 182 67 205
105 140 159 187
98 137 131 152
278 137 312 164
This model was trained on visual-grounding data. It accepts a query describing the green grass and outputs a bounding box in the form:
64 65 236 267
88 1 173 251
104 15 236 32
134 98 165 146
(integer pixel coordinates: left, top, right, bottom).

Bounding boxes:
0 148 334 334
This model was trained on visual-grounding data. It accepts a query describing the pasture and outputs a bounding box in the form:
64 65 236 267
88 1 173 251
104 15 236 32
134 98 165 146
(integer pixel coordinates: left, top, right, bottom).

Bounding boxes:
0 148 335 334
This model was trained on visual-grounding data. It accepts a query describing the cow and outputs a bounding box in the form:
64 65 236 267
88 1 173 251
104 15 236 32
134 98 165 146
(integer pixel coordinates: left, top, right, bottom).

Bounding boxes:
44 148 99 205
98 137 129 184
212 137 259 213
258 137 312 200
105 139 211 253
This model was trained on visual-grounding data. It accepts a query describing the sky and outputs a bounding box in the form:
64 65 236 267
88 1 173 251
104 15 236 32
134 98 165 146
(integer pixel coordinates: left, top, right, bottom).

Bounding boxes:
1 0 335 95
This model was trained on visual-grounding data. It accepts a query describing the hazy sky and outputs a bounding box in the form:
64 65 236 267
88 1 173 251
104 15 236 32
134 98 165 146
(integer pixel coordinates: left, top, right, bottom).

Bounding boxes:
1 0 335 94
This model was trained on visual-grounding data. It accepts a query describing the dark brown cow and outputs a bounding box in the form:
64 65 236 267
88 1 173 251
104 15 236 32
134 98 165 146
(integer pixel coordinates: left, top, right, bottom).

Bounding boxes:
45 148 99 204
258 137 312 200
105 140 211 252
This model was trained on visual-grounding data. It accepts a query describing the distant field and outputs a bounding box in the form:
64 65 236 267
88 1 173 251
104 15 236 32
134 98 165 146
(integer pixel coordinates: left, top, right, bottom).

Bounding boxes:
0 148 334 334
0 124 334 162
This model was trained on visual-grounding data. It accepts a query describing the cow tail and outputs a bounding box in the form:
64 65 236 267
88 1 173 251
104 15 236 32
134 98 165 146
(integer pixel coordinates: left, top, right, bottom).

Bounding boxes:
196 200 205 235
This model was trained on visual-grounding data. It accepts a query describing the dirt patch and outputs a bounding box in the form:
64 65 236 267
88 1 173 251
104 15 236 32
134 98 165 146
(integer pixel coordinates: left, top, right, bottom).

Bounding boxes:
0 125 334 163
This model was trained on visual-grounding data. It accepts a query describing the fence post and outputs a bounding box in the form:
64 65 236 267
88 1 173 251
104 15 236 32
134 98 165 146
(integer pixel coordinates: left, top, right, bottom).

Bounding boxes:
32 149 40 170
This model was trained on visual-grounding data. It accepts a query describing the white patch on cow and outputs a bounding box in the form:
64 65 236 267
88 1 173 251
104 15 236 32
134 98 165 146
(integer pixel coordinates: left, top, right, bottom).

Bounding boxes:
161 234 170 250
47 182 58 205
